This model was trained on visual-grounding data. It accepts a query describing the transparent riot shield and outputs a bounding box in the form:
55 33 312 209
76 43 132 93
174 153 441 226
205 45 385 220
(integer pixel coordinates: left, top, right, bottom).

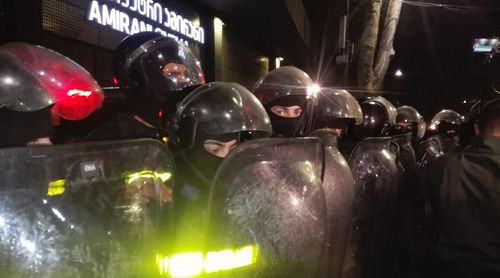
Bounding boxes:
414 137 443 257
392 133 417 177
416 137 442 170
309 129 356 278
0 139 173 278
391 133 419 272
344 137 400 278
204 138 327 277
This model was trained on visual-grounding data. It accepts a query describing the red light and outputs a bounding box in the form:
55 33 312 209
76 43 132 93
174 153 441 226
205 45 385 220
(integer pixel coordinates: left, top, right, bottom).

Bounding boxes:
112 77 119 86
198 73 206 84
0 43 104 121
158 110 164 118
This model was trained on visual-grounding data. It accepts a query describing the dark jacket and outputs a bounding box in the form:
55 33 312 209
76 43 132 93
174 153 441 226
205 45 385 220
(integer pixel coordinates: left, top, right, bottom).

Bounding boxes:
85 114 159 141
430 135 500 277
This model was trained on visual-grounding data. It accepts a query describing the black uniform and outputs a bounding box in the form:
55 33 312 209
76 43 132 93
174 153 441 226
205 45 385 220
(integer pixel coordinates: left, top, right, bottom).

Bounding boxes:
430 135 500 277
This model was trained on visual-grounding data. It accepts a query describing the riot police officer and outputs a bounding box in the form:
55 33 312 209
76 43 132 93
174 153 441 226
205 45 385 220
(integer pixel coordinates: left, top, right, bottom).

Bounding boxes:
169 82 272 184
345 95 400 278
252 66 316 138
308 88 362 159
417 109 464 168
395 106 425 145
87 32 204 141
167 81 272 248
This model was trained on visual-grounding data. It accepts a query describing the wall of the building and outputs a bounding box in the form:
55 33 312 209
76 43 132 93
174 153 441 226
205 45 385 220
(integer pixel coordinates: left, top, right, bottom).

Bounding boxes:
220 27 269 89
0 0 276 91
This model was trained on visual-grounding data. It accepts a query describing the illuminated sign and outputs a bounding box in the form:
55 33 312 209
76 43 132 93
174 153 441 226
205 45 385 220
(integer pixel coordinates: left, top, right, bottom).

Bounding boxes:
87 0 204 44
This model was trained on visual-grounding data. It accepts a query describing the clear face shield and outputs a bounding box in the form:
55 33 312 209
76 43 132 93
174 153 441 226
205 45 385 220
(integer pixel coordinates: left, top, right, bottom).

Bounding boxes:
0 42 104 120
127 37 205 93
0 51 53 112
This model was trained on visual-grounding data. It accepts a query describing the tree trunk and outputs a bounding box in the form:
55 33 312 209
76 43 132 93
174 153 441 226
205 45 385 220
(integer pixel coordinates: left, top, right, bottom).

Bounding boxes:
372 0 403 90
356 0 382 91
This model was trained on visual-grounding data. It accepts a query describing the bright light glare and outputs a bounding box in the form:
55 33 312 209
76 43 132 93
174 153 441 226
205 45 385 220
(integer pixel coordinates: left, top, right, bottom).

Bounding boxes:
2 76 15 85
395 69 403 77
20 237 36 253
157 245 258 276
275 57 284 69
169 252 204 277
307 83 321 98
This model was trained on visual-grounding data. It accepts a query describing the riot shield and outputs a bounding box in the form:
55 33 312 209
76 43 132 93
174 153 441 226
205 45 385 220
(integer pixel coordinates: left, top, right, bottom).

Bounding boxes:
414 137 443 257
392 133 417 176
391 133 419 274
309 129 356 278
345 137 400 278
206 138 328 277
0 139 173 277
416 137 442 170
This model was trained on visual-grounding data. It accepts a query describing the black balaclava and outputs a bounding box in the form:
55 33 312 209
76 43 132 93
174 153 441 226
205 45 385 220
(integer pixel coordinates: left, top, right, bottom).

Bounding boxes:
391 123 416 139
437 121 460 153
0 107 53 147
266 95 307 138
313 118 350 138
182 128 240 183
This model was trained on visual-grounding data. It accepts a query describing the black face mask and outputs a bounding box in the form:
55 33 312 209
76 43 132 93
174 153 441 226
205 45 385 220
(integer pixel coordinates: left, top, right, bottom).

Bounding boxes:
391 123 415 138
182 129 240 184
266 96 307 138
0 107 53 147
268 113 301 138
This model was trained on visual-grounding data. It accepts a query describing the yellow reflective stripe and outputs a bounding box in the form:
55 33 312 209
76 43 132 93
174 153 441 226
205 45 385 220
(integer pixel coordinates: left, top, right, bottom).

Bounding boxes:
157 245 258 277
47 179 66 196
205 249 235 273
124 170 172 185
169 252 204 277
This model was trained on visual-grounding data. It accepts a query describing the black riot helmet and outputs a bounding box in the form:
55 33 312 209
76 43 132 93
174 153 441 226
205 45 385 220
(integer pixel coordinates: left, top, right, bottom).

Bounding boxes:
252 66 316 137
357 96 397 138
113 32 205 128
169 82 272 182
395 106 425 142
311 89 363 137
113 32 204 96
430 109 464 138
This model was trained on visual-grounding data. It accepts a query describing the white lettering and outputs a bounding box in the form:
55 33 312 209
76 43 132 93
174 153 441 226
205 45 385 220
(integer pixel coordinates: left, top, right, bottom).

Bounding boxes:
88 1 205 44
140 21 153 32
152 3 162 23
163 7 170 28
121 0 129 8
130 0 137 11
154 27 167 36
83 164 97 172
130 17 140 34
88 1 102 24
102 5 118 29
170 11 179 32
146 0 153 18
67 89 93 97
119 12 130 34
138 0 147 16
181 18 189 36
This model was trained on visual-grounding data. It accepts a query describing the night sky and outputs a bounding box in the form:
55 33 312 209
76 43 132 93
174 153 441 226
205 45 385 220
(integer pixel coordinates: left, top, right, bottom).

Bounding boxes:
383 0 500 119
305 0 500 120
